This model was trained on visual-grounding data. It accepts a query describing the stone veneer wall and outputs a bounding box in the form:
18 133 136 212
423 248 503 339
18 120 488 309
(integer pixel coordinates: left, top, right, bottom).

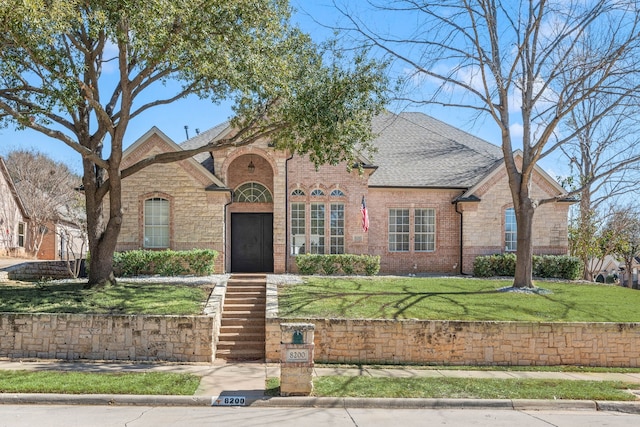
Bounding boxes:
4 260 80 280
266 284 640 367
0 276 229 363
0 313 214 362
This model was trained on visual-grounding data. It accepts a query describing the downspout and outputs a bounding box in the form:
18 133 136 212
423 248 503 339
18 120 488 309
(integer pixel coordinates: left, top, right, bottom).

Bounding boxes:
455 200 464 275
284 153 294 273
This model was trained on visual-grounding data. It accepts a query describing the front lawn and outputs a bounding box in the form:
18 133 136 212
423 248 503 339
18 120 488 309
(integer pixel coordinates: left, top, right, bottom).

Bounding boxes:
312 376 637 401
0 371 200 395
0 281 211 315
278 277 640 322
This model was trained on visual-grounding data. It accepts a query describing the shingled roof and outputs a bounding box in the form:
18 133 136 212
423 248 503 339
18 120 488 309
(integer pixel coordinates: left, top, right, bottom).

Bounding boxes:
368 112 503 188
179 111 504 189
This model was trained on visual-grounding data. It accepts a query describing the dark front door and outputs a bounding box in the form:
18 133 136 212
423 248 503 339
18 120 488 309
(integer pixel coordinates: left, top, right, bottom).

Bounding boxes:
231 213 273 273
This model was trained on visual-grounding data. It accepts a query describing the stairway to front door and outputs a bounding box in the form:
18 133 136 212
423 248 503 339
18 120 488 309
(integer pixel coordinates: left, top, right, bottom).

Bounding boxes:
215 274 266 361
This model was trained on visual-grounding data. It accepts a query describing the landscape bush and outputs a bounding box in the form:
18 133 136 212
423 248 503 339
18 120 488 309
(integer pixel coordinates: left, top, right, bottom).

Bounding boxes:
113 249 218 277
473 254 582 280
295 254 380 276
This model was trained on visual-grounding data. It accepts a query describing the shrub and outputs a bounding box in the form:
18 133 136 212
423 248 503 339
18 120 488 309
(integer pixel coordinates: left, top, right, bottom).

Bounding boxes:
295 254 380 276
473 254 582 280
113 249 218 277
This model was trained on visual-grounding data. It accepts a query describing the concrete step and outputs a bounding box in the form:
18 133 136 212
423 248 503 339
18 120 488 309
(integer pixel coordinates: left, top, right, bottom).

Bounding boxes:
217 340 264 350
220 324 265 334
222 310 266 318
220 318 265 327
219 331 265 342
224 303 266 311
215 348 265 361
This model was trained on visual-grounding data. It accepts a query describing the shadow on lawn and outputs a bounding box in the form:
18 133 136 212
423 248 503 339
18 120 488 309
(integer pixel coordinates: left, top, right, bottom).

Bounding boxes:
280 285 501 320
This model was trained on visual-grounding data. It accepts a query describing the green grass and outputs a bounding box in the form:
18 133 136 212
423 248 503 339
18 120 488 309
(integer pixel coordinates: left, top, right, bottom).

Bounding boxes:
278 277 640 322
0 371 200 395
311 377 637 400
0 281 211 315
318 363 640 373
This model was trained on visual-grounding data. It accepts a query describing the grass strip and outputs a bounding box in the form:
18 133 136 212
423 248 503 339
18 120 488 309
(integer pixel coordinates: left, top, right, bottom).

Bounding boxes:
318 364 640 373
279 277 640 322
0 282 210 315
311 377 637 401
0 371 200 395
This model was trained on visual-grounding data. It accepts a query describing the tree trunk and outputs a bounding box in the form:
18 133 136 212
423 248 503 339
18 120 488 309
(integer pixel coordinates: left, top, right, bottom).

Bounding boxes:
83 156 123 287
513 199 536 288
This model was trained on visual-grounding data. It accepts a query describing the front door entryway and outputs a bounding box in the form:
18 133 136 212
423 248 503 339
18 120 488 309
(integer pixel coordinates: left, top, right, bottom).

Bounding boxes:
231 213 274 273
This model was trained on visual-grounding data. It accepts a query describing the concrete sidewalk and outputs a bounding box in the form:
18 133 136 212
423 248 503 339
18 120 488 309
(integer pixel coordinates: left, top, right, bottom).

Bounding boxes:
1 359 640 412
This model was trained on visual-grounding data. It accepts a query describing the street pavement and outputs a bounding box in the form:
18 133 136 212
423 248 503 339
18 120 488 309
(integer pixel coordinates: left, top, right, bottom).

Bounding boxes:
0 359 639 414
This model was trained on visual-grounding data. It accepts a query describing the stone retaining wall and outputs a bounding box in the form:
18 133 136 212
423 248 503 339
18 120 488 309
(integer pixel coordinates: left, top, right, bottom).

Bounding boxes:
3 260 82 281
0 313 214 362
266 318 640 366
265 284 640 367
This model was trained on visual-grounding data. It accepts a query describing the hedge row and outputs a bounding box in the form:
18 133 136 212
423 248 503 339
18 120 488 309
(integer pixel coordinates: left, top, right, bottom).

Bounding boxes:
113 249 218 277
295 254 380 276
473 253 582 280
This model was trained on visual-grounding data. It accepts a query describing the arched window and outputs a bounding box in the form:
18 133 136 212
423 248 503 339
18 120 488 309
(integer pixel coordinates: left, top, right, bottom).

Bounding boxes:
144 198 169 248
291 189 305 196
330 189 345 197
310 189 325 197
235 182 273 203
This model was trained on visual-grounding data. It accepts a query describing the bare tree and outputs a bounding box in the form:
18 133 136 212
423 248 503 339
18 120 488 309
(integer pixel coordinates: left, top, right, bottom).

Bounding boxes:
605 205 640 289
5 149 81 257
339 0 640 288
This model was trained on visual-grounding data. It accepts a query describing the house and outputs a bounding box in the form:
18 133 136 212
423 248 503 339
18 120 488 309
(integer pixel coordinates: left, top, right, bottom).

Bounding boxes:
0 156 29 256
588 255 621 283
116 111 572 275
36 203 86 262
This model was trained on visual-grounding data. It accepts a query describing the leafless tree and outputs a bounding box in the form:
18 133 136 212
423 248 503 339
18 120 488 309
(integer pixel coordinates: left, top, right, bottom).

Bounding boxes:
339 0 640 287
5 149 82 257
605 205 640 289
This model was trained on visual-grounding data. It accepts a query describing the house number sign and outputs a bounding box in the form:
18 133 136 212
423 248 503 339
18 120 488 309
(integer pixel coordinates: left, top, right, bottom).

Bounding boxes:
285 348 309 362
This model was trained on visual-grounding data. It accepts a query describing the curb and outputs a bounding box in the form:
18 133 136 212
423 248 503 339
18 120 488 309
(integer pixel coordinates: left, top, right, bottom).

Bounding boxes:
1 394 639 414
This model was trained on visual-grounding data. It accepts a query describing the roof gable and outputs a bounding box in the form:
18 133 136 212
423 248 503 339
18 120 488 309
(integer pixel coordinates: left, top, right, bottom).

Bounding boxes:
123 127 226 188
0 157 29 219
458 150 567 201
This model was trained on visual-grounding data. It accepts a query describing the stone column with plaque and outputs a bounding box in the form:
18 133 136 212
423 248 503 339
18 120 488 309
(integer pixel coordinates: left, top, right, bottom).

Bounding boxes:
280 322 315 396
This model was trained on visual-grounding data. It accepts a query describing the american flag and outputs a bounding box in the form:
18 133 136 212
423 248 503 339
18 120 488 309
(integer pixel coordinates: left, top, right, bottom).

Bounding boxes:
361 196 369 232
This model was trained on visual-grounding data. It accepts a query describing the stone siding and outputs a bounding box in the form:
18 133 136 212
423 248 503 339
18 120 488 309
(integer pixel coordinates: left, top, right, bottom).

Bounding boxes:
0 313 214 362
459 164 571 274
266 317 640 367
118 134 228 273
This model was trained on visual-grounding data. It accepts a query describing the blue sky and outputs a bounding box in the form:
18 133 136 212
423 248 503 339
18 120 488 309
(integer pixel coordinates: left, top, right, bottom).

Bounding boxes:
0 1 562 178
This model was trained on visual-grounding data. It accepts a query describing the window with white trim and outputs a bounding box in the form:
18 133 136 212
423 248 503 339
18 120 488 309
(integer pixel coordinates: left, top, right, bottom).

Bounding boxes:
415 208 435 252
388 208 410 252
310 203 325 254
144 198 169 248
311 189 325 197
330 203 345 254
235 182 273 202
291 203 306 255
505 208 517 251
17 222 25 247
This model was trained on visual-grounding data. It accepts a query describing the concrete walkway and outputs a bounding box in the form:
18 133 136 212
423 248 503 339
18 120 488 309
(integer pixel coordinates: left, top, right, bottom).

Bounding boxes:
0 359 639 412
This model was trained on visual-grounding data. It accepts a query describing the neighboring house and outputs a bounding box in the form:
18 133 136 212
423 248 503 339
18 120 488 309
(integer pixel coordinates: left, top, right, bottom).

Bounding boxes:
37 204 86 261
116 111 572 275
588 255 621 282
0 156 29 256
